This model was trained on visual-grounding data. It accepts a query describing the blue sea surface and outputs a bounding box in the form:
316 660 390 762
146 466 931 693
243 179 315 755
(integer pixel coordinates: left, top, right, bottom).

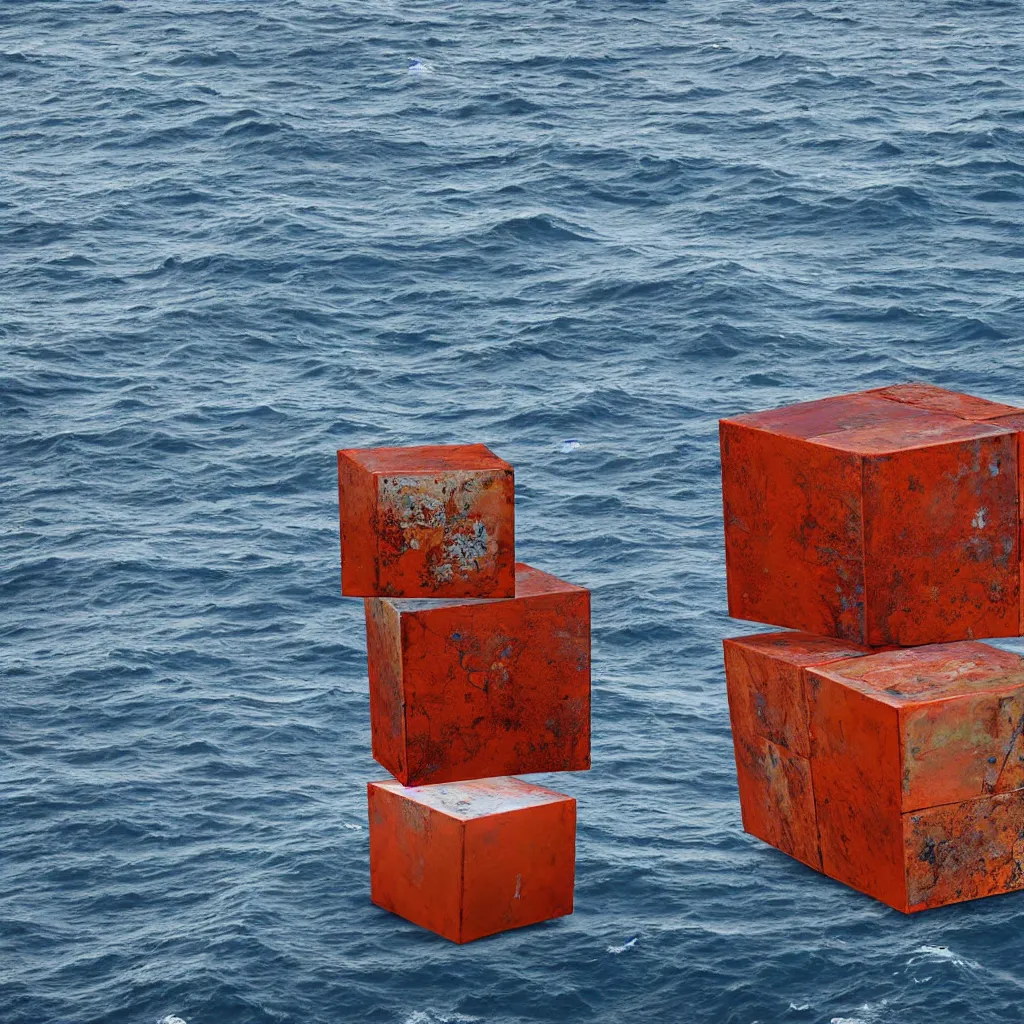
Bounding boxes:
3 2 1024 1022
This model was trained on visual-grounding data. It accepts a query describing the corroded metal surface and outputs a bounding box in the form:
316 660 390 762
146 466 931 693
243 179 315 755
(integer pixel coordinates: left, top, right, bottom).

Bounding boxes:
366 562 590 786
861 432 1018 645
806 665 907 910
732 733 821 870
808 641 1024 912
721 387 1022 646
368 777 576 943
724 631 879 757
720 421 865 642
905 791 1024 911
723 632 880 871
814 642 1024 808
338 443 514 598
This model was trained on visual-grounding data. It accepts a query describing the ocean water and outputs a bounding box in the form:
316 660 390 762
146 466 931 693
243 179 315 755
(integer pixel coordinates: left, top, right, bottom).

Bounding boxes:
3 1 1024 1022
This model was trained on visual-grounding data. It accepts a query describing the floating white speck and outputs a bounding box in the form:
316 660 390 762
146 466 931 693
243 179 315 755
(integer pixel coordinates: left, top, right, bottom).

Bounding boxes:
560 438 581 453
160 1016 187 1024
607 935 638 954
408 59 434 75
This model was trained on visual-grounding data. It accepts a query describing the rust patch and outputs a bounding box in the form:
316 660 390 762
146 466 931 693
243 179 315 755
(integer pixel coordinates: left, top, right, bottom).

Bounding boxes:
905 791 1024 911
337 444 514 598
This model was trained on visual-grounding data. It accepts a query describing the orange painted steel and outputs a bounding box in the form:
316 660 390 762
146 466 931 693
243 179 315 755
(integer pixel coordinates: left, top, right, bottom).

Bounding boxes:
725 633 1024 912
721 386 1023 646
723 632 882 870
337 444 515 598
367 776 576 943
365 562 590 786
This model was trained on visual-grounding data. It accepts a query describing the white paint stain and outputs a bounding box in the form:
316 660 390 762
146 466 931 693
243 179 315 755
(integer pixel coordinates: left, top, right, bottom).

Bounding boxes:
513 873 522 899
973 508 988 529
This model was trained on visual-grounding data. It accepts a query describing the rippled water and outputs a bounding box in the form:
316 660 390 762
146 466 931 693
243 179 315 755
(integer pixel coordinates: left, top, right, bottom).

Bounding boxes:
3 2 1024 1022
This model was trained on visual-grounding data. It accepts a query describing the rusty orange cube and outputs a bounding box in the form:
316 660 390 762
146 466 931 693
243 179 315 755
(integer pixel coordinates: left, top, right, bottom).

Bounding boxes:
367 776 576 943
338 444 514 598
723 631 882 870
365 562 590 786
720 384 1023 646
807 641 1024 912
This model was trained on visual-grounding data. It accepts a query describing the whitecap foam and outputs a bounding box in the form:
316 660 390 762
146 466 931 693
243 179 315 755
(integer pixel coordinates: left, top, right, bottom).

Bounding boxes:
910 945 982 971
607 935 638 954
403 1012 479 1024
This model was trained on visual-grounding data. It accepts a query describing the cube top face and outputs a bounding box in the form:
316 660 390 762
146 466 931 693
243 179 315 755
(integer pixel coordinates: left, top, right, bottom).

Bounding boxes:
809 641 1024 707
367 778 575 943
338 444 514 598
370 776 570 821
342 443 512 475
365 562 591 786
721 386 1021 646
724 630 879 670
726 390 1012 456
379 562 586 614
727 391 943 444
872 383 1023 423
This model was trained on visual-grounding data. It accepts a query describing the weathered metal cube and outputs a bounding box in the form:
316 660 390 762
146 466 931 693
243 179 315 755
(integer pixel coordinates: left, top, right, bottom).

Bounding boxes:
723 631 881 870
808 641 1024 913
367 776 576 943
725 631 1024 913
365 562 590 786
337 443 514 598
720 383 1023 646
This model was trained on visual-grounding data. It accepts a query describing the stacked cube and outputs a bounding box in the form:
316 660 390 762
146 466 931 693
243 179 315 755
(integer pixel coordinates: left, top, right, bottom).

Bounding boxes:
338 444 590 942
720 383 1024 913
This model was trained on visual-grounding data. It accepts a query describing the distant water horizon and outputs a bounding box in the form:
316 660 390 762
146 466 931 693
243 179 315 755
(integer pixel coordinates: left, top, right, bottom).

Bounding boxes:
3 1 1024 1022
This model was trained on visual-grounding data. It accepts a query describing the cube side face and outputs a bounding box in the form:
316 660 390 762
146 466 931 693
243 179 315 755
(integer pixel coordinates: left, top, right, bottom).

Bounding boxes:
720 421 866 642
366 599 408 780
904 791 1024 912
990 418 1024 634
723 633 878 757
338 452 378 596
460 796 576 943
862 433 1019 646
723 633 882 872
807 670 907 911
900 686 1024 811
732 732 821 871
367 782 465 942
399 585 591 786
373 468 515 599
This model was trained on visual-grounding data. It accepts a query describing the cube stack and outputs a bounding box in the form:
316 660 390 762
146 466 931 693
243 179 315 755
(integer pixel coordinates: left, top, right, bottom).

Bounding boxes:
338 444 590 942
720 383 1024 912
